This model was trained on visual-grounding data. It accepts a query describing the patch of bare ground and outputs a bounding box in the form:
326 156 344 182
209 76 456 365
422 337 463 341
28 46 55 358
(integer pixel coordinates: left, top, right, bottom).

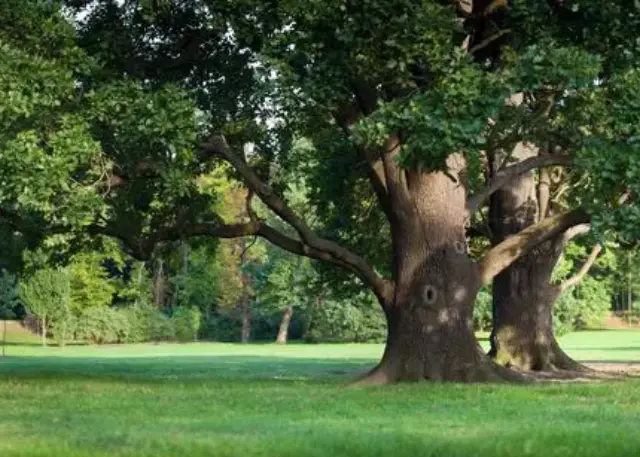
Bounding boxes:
516 362 640 383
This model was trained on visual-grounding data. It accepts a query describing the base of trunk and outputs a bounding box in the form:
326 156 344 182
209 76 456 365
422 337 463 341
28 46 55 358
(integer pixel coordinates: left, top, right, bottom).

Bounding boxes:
354 354 525 386
354 306 527 385
489 328 589 372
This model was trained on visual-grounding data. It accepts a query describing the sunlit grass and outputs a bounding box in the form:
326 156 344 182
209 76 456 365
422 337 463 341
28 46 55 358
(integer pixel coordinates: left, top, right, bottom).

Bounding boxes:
1 328 639 457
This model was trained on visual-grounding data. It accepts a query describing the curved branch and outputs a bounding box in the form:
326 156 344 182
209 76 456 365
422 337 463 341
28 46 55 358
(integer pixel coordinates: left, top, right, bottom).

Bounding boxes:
559 245 602 293
467 154 572 214
478 208 590 285
200 136 394 306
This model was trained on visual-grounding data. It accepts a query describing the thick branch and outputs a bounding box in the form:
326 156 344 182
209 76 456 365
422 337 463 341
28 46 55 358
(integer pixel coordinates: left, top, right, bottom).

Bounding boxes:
559 245 602 293
200 136 394 305
467 154 572 214
562 223 591 244
478 208 590 285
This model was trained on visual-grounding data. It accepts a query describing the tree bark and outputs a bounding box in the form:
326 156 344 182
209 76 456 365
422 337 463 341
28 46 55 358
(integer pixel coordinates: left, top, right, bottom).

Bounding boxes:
41 318 47 347
240 304 251 343
357 155 523 384
488 145 585 371
239 237 251 344
275 306 294 344
489 239 584 370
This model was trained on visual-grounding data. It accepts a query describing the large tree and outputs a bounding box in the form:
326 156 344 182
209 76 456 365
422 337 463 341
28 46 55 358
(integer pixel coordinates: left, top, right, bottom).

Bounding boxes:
485 2 640 371
3 0 639 383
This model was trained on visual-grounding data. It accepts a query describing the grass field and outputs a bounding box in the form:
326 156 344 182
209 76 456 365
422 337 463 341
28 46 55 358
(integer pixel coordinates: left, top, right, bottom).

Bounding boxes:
1 326 640 457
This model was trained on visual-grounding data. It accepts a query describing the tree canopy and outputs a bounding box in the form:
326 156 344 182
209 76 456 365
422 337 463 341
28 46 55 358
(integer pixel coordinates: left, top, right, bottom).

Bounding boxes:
1 0 639 383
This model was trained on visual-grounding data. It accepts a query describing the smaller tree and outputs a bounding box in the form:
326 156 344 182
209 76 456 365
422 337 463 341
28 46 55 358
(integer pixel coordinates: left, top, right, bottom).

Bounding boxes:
68 253 117 315
0 270 19 356
20 268 70 346
173 306 202 342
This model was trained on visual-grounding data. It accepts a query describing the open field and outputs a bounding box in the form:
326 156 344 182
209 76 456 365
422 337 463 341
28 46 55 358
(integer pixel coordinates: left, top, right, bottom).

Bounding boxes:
1 328 640 457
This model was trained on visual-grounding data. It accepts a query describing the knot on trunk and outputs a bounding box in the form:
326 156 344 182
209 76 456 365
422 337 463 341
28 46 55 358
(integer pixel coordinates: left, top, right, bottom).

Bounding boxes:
423 284 438 305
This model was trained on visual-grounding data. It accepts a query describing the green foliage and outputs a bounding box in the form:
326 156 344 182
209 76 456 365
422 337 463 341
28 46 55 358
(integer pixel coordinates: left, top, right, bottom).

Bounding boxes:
173 307 202 342
171 246 220 313
0 270 19 320
473 287 493 332
68 253 116 314
50 313 77 347
76 304 178 345
77 306 130 345
20 268 70 324
306 295 386 343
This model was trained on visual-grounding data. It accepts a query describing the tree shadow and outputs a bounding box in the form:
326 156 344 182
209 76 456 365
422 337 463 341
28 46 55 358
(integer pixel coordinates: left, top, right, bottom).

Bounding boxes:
0 355 377 384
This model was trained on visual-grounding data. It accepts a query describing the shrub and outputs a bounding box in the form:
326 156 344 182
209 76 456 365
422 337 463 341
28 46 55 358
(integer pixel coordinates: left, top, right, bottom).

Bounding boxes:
77 307 132 344
305 299 386 343
117 304 175 343
50 313 77 347
473 287 493 332
173 306 202 342
554 276 611 335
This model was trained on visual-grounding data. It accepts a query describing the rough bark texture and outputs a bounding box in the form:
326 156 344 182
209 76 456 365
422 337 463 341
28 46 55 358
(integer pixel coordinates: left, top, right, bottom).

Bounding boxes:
275 306 293 344
358 155 523 384
488 145 585 371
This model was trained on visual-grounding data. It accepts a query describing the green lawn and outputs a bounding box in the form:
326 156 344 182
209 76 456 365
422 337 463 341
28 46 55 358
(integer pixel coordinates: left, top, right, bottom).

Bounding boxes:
1 330 640 457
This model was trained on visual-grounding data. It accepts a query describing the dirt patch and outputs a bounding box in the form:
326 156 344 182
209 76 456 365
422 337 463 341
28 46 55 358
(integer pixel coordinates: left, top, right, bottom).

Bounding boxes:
602 314 640 329
516 362 640 383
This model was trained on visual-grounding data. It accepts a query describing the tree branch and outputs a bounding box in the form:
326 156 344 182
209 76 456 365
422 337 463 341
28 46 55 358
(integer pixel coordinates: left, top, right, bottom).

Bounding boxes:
200 136 395 306
561 223 591 244
333 100 393 219
559 245 602 293
478 208 590 285
467 154 572 214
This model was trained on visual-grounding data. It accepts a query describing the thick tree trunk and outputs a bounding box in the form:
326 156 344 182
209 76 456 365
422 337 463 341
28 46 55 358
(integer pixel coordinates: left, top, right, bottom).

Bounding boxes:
275 306 293 344
488 145 585 371
489 241 584 371
358 155 522 384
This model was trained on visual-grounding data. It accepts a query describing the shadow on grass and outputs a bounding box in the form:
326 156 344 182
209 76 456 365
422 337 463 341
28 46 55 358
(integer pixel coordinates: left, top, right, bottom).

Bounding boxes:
0 355 376 384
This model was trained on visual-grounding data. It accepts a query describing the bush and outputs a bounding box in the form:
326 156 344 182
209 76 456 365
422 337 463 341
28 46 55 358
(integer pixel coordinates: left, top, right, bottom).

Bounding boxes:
118 304 175 343
473 287 492 331
149 310 175 341
203 313 242 342
77 305 176 344
554 276 611 335
50 313 77 347
305 299 386 343
77 307 123 344
173 306 202 342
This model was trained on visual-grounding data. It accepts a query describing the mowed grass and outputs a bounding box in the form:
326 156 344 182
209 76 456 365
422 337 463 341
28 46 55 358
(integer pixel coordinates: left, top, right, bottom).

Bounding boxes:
1 329 640 457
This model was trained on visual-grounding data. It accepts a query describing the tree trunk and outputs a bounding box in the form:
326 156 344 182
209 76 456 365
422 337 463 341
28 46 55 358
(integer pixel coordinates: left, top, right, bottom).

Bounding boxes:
488 145 585 371
240 303 251 343
239 237 251 344
41 318 47 347
489 241 584 370
153 256 167 308
358 155 522 384
275 306 294 344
